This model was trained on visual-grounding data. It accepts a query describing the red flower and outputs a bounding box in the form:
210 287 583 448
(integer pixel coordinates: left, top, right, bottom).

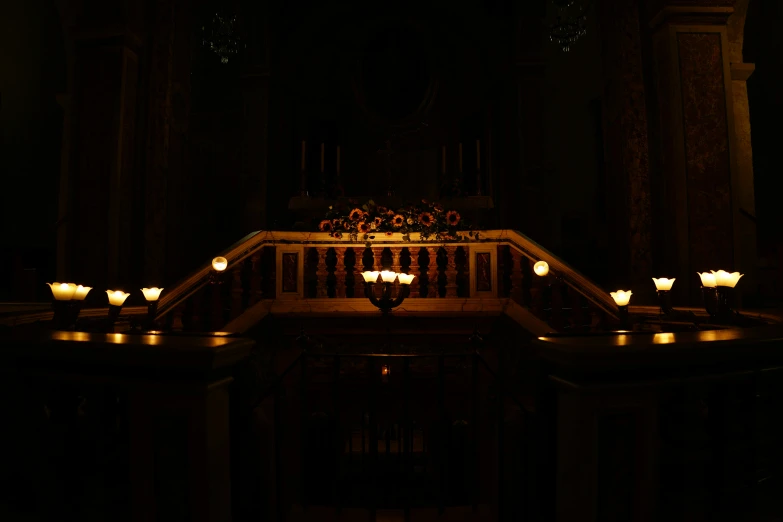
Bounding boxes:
358 221 371 234
319 220 333 232
446 210 461 226
349 208 364 221
392 214 405 227
419 212 434 227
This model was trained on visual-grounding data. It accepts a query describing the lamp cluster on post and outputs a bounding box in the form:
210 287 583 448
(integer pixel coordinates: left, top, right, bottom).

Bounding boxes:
652 278 675 315
610 290 633 330
361 270 416 314
47 282 92 330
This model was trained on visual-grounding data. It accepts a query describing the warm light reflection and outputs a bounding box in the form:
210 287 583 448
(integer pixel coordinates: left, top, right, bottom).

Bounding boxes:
653 332 676 344
212 256 228 272
381 364 390 376
106 333 129 343
616 334 631 345
380 271 398 283
697 272 716 288
72 285 92 301
652 278 675 291
610 290 632 306
141 287 164 301
533 261 550 277
53 331 91 342
711 270 744 288
106 290 130 306
47 282 77 301
397 273 416 285
361 271 380 283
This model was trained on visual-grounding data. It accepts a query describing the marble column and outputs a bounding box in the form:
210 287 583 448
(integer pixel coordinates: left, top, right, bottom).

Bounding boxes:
512 8 553 243
597 0 654 298
67 24 141 290
646 0 748 303
240 0 270 231
144 0 191 285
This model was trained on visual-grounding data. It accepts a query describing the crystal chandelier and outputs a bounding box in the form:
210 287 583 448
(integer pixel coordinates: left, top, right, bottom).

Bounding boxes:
201 13 241 64
549 0 590 52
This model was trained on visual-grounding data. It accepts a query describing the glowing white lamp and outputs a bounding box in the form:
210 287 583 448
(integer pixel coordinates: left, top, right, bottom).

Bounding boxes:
106 290 130 307
610 290 633 307
711 270 743 288
697 272 716 288
380 271 398 283
141 287 164 302
47 282 77 301
397 273 416 285
212 257 228 272
72 285 92 301
533 261 549 277
652 278 675 291
362 271 380 283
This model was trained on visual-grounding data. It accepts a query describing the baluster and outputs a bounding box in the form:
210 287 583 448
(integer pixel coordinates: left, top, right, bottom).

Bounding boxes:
316 247 329 298
249 252 263 306
427 246 439 298
569 287 586 331
352 247 364 298
530 273 545 317
391 246 403 294
170 303 184 331
497 245 508 297
510 250 524 304
334 247 348 298
410 247 422 297
230 265 244 319
210 284 224 331
445 246 458 297
550 276 565 330
460 246 469 298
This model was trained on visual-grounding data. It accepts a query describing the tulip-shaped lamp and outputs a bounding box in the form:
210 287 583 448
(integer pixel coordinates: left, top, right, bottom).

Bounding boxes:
106 290 130 325
69 285 92 326
610 290 633 330
711 270 743 322
47 282 77 330
652 278 675 315
362 271 414 314
697 272 718 319
210 256 228 284
141 287 164 330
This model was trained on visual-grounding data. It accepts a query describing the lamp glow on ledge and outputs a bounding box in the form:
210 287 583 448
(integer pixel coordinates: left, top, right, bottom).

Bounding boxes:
711 270 744 288
212 257 228 272
106 290 130 326
652 278 675 291
653 278 675 315
610 290 632 330
142 287 164 330
47 282 77 301
533 261 549 277
360 270 415 314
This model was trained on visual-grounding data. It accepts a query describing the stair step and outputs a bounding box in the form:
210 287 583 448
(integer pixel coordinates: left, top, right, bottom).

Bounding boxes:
288 505 494 522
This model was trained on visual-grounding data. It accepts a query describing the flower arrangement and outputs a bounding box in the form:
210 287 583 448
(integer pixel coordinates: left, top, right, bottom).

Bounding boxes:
319 199 472 242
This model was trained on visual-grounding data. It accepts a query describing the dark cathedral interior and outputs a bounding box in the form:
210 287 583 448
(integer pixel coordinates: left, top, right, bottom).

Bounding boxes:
1 0 783 521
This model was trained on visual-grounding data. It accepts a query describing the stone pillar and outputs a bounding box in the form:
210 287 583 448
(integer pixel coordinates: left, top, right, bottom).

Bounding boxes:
67 25 141 290
240 0 270 231
727 0 758 301
597 0 654 299
145 0 191 285
509 6 553 244
646 0 747 303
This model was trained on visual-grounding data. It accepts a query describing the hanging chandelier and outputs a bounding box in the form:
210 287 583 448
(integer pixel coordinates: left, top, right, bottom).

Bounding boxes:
201 12 242 64
549 0 590 52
